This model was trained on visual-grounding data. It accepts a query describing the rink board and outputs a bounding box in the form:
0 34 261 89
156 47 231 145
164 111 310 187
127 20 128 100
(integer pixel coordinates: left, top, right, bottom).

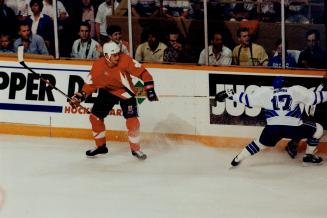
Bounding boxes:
0 58 327 152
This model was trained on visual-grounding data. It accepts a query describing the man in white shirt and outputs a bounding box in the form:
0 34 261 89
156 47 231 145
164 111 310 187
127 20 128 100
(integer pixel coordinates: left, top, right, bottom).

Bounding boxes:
95 0 119 44
71 21 100 59
198 31 232 66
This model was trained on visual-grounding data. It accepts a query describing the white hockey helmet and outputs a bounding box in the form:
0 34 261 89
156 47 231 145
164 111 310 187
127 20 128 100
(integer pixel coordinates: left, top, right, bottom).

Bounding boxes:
103 41 120 61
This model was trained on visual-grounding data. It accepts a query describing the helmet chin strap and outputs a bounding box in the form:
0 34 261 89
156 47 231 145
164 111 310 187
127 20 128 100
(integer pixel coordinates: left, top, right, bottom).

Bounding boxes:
104 54 112 64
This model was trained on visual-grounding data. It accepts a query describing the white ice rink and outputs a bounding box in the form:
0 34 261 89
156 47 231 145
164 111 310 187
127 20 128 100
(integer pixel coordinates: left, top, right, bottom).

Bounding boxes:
0 134 327 218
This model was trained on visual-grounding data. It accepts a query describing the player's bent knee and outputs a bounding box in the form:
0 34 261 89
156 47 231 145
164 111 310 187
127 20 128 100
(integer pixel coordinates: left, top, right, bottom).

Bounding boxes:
313 123 323 139
126 117 140 131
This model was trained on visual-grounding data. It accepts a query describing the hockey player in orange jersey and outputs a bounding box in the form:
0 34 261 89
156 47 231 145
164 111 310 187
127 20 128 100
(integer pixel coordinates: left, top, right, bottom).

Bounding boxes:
69 41 158 160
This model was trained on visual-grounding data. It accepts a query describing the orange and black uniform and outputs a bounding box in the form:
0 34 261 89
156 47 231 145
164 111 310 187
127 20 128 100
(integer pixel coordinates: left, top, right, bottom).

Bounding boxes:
82 53 154 152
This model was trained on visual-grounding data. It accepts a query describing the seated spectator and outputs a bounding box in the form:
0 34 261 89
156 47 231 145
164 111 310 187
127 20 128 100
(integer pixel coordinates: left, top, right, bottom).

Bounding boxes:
131 0 160 17
207 0 233 20
285 0 309 24
0 0 19 38
6 0 29 20
198 31 232 66
268 39 297 68
232 27 268 66
80 0 96 39
228 0 257 21
260 0 281 22
14 21 49 54
25 0 54 51
163 28 186 63
135 28 167 63
42 0 68 20
162 0 190 19
71 21 100 59
106 25 129 54
0 33 14 53
95 0 119 45
297 29 326 69
188 0 203 20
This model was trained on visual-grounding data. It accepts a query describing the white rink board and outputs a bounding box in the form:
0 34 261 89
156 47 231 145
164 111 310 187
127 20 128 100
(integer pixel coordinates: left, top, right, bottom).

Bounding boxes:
0 60 324 139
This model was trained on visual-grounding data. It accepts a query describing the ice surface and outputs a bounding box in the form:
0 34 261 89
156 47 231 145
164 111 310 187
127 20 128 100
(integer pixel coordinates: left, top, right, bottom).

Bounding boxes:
0 134 326 218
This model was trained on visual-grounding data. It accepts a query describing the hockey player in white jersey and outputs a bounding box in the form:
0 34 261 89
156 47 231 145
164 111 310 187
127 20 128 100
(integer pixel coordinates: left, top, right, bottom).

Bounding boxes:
215 76 326 166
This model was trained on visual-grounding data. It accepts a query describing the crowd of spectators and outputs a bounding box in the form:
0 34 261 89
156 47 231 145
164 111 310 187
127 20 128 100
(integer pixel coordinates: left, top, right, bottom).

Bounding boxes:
0 0 325 69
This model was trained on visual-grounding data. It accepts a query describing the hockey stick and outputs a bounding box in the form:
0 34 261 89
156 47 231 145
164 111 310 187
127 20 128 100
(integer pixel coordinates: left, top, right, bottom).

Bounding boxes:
119 72 210 99
17 46 90 113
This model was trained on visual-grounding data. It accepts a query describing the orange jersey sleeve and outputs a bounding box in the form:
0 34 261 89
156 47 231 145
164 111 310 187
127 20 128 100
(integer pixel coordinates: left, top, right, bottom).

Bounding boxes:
82 55 155 99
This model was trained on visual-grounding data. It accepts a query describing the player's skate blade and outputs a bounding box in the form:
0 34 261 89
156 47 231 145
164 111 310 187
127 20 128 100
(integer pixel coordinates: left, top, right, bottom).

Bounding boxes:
231 156 241 166
86 145 108 157
131 150 147 160
302 154 323 166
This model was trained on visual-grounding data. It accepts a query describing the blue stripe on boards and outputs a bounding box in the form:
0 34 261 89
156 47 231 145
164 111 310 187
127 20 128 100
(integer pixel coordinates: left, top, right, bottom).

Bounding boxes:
0 65 90 73
319 91 323 104
0 103 62 113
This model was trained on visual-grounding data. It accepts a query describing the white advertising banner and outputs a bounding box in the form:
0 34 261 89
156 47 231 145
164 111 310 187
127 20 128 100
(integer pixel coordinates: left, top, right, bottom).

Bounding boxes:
0 60 325 139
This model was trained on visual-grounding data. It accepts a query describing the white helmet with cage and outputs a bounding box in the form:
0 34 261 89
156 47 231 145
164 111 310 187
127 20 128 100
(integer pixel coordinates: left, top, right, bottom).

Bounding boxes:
103 41 121 62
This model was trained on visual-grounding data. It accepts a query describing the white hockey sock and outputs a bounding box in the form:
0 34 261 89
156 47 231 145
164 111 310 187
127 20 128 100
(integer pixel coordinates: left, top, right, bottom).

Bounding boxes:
305 145 317 155
237 140 266 161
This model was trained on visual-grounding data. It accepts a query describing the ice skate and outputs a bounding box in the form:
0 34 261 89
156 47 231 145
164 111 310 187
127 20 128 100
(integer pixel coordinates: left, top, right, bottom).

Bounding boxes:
86 145 108 157
131 150 147 160
285 141 298 159
302 154 323 166
231 155 241 167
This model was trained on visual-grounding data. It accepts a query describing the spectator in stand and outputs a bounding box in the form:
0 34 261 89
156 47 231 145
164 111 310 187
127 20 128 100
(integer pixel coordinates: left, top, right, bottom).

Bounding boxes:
95 0 119 45
268 39 297 68
260 0 281 22
135 28 167 63
285 0 309 24
79 0 96 39
163 28 186 63
5 0 29 20
71 21 100 59
107 24 129 54
41 0 68 20
0 33 14 53
228 0 257 21
297 29 326 69
198 31 232 66
0 0 18 38
14 21 49 54
188 0 203 20
232 27 268 66
25 0 54 52
162 0 190 19
131 0 160 17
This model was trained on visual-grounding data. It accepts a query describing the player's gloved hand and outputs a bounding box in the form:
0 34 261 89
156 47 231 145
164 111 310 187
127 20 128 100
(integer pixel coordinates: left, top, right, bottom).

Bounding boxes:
215 89 234 102
69 91 86 109
144 81 158 101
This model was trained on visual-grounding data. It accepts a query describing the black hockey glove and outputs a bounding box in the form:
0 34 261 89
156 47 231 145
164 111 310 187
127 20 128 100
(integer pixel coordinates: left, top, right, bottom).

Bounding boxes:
144 81 158 101
215 89 235 102
69 91 86 109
